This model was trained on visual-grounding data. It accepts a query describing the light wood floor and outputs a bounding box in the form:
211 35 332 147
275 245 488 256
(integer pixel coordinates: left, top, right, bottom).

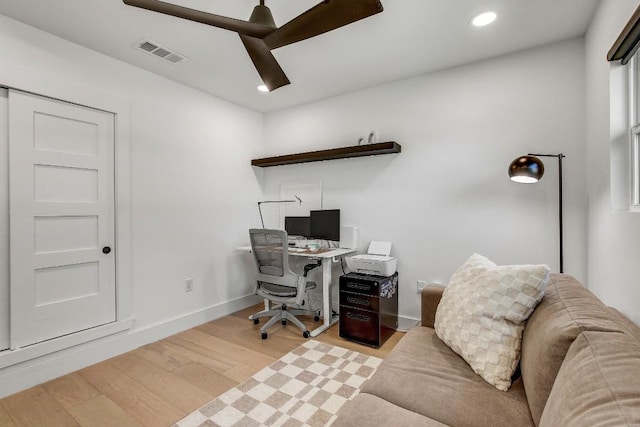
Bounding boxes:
0 304 404 427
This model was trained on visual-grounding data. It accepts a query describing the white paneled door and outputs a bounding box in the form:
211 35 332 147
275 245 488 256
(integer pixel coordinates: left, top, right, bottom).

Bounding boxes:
9 90 116 349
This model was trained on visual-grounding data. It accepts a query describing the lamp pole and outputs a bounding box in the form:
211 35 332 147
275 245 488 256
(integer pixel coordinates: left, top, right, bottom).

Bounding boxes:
526 153 565 273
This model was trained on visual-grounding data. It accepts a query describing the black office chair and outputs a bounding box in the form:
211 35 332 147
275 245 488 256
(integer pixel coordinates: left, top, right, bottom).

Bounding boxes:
248 228 321 339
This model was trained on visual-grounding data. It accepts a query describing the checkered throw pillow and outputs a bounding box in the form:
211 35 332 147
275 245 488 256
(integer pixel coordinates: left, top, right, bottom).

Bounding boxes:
434 254 550 391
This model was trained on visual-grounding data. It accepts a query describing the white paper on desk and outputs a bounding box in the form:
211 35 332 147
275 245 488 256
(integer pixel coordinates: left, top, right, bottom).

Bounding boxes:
367 241 392 256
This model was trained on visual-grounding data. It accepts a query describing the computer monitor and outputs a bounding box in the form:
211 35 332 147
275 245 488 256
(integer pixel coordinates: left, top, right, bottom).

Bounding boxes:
284 216 311 238
310 209 340 241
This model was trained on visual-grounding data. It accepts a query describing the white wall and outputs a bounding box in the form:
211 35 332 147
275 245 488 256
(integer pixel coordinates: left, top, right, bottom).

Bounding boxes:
263 38 588 321
0 15 263 396
0 90 7 351
586 0 640 325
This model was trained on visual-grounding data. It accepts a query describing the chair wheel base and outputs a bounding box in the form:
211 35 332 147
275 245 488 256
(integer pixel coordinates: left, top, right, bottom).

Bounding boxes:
302 331 310 338
253 318 259 325
282 319 287 326
261 332 268 340
314 315 320 322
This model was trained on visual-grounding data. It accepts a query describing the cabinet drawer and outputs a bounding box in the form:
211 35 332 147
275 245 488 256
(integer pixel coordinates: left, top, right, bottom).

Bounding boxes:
339 306 380 347
339 291 379 312
339 278 380 296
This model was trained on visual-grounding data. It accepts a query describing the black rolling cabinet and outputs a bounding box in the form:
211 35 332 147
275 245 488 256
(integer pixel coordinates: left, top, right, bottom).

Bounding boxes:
339 272 398 348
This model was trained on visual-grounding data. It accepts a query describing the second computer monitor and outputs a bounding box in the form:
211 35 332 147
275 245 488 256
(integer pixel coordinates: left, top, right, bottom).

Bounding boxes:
284 216 311 238
310 209 340 241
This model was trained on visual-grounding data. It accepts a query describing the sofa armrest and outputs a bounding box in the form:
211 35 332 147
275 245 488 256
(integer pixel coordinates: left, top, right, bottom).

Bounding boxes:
421 284 445 328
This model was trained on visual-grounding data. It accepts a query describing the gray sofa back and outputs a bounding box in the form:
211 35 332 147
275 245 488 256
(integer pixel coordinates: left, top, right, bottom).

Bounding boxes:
520 274 639 425
539 330 640 426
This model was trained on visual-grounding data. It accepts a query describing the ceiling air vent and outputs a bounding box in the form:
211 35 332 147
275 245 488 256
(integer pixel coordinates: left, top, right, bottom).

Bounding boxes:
135 39 187 64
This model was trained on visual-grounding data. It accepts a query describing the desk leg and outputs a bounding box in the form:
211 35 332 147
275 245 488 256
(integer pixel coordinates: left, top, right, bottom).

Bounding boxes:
310 259 338 337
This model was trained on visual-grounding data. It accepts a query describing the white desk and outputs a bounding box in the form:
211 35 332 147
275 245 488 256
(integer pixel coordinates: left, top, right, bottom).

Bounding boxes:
238 246 356 337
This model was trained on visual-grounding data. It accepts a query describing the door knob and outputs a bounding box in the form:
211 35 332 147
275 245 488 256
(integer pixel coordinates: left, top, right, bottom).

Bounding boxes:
102 246 112 254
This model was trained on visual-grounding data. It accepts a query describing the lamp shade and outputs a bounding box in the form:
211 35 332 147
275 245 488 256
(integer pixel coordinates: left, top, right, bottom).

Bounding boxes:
508 155 545 183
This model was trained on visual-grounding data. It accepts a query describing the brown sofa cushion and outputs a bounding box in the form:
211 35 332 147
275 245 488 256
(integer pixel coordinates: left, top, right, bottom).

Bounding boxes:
421 284 445 328
361 326 534 427
520 274 631 425
332 393 448 427
539 331 640 426
610 307 640 341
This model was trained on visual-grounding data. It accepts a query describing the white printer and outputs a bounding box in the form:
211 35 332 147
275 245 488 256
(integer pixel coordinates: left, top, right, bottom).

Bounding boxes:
346 241 397 276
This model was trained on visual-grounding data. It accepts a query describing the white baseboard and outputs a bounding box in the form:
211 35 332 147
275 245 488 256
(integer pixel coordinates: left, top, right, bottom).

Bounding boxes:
0 294 262 399
397 315 420 332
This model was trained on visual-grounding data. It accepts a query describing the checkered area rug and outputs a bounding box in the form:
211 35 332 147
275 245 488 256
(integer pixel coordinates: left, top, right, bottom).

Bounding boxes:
172 340 382 427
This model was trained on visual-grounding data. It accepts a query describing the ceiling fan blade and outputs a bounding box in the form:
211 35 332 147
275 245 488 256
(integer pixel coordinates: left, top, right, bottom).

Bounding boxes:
264 0 383 50
239 35 290 91
123 0 276 38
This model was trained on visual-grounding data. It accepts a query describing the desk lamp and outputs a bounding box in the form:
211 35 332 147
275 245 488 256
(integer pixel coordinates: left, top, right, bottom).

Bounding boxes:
257 196 302 228
508 153 566 273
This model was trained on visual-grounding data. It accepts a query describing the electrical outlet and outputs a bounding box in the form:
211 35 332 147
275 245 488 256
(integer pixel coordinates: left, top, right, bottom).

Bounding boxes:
185 278 194 292
417 280 427 294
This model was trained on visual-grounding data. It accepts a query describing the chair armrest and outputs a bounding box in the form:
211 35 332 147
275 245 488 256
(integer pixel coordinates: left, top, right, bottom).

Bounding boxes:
421 284 445 328
303 260 322 277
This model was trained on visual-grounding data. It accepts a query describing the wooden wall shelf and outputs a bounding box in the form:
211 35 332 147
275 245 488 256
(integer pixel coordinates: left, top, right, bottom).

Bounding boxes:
251 141 401 167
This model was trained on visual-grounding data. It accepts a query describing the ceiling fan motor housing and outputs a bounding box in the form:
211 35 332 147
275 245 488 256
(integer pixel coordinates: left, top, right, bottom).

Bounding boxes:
249 5 276 28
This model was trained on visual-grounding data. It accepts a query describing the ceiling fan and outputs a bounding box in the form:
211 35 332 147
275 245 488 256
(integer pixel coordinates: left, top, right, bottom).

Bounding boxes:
123 0 384 91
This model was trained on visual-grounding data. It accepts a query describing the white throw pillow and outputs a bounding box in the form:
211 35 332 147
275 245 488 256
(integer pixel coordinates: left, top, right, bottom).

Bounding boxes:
434 254 550 391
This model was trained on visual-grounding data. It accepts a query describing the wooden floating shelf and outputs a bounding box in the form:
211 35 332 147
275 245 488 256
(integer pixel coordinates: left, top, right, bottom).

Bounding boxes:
251 141 401 167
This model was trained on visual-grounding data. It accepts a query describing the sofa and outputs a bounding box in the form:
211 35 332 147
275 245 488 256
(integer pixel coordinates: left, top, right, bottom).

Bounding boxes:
333 273 640 426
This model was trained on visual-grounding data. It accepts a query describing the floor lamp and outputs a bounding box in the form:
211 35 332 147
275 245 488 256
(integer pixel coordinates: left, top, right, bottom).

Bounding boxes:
508 153 566 273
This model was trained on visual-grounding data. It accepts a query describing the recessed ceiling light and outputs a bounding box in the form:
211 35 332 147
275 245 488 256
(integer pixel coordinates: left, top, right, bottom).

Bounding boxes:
471 11 497 27
257 85 269 92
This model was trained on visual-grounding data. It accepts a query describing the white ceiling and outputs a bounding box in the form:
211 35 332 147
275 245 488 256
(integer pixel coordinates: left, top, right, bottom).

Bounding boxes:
0 0 599 113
